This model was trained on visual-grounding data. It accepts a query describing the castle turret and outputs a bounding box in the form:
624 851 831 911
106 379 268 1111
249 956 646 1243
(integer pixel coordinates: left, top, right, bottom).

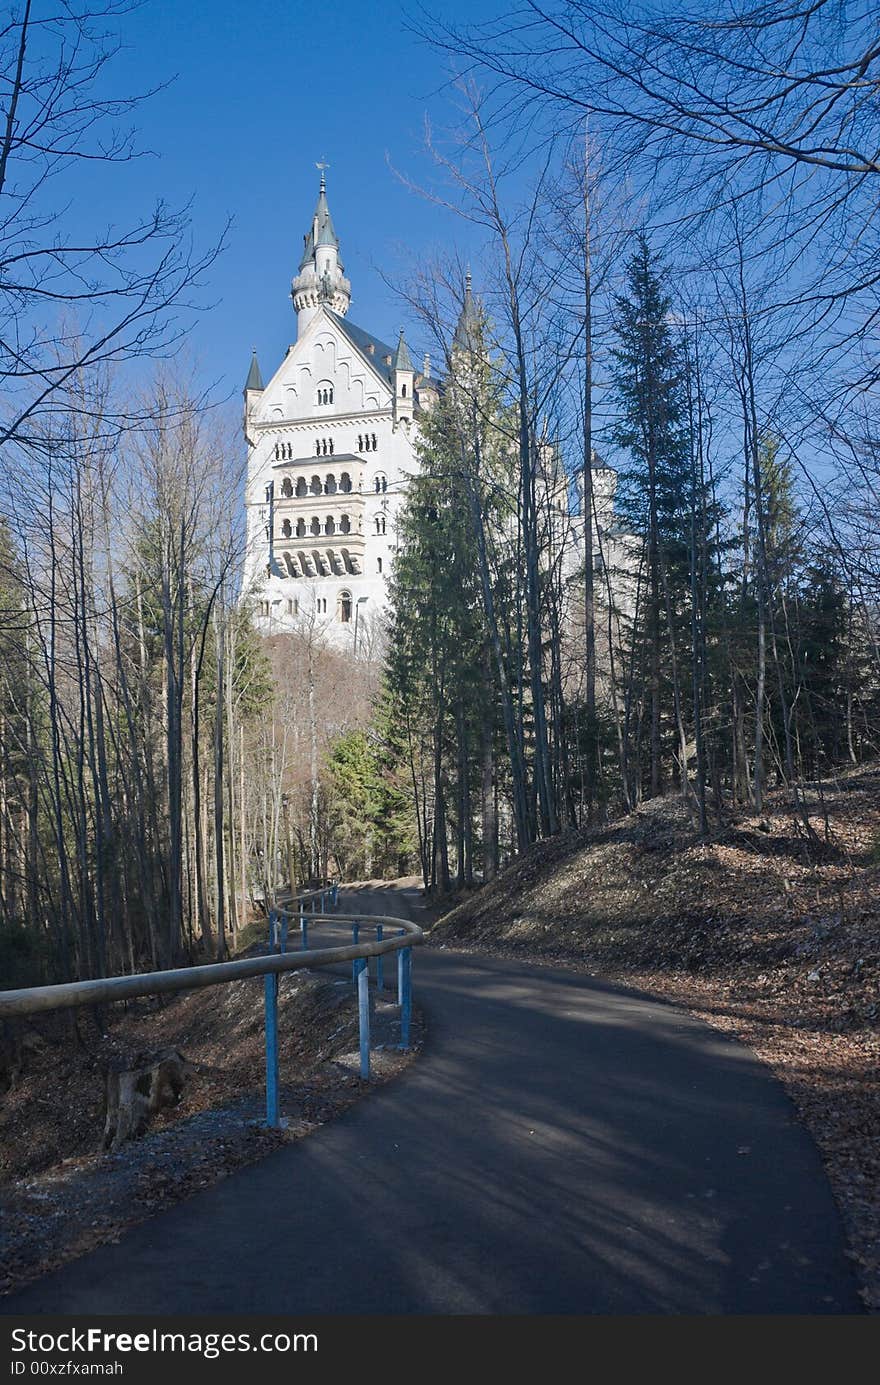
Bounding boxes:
291 171 351 337
391 328 414 426
243 348 263 420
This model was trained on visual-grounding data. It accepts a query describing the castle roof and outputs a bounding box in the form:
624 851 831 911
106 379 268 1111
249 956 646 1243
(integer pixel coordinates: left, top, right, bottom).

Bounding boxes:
244 349 263 392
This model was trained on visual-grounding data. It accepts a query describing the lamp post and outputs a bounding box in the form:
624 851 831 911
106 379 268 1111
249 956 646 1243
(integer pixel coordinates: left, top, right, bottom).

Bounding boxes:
353 595 369 655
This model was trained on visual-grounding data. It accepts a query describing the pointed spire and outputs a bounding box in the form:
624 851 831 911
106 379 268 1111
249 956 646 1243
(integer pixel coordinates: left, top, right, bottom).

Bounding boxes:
453 268 481 352
300 170 340 267
391 327 413 373
292 168 351 334
245 348 263 392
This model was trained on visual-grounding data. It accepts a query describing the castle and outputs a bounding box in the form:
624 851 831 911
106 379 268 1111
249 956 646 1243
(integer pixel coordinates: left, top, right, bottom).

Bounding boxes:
241 172 440 648
241 173 627 648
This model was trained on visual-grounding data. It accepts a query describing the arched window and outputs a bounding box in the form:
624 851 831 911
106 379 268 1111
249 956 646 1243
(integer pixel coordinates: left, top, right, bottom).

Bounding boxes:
295 477 307 497
377 556 383 574
325 473 337 494
296 518 306 537
310 474 322 495
310 516 321 536
338 590 352 623
401 383 407 397
316 383 334 406
281 478 293 498
281 519 291 538
374 473 387 494
375 515 386 536
325 516 336 535
340 514 351 535
315 440 321 456
372 434 377 450
340 472 351 494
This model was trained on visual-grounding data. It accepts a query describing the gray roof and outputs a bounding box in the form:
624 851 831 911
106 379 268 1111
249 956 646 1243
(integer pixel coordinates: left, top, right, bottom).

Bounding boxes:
453 269 482 352
245 350 263 391
299 174 341 270
329 312 397 386
391 328 414 373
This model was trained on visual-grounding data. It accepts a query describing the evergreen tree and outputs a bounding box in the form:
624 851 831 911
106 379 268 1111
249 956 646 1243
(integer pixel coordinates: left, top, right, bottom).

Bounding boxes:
612 234 693 799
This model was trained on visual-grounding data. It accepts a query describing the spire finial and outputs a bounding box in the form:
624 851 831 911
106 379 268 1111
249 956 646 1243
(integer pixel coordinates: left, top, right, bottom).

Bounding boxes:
316 158 329 193
465 267 472 291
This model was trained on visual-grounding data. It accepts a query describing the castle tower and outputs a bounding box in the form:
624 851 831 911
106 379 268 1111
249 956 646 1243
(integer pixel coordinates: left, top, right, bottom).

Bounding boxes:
291 172 352 337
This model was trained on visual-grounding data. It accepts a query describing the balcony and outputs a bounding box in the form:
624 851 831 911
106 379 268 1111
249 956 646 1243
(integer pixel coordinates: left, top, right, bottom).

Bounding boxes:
273 536 365 578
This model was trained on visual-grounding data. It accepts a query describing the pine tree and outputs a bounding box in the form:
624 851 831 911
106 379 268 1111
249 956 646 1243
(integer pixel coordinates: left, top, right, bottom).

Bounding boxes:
612 234 692 798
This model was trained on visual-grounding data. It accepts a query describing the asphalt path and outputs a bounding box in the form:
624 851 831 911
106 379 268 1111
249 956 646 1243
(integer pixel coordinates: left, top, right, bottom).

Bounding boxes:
1 883 861 1313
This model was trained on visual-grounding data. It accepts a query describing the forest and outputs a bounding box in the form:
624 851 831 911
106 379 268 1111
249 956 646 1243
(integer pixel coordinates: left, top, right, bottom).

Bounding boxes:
2 1 879 983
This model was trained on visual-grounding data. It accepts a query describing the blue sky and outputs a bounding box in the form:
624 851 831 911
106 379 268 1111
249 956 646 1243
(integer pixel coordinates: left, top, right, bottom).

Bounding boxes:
85 0 499 403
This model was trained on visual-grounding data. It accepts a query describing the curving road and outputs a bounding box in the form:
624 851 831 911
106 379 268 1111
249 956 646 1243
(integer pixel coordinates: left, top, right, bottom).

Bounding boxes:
2 883 861 1314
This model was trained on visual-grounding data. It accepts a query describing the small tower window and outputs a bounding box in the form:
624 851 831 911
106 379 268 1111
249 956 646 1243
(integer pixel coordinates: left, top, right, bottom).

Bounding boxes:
377 557 383 574
401 383 407 397
281 519 292 538
338 590 352 623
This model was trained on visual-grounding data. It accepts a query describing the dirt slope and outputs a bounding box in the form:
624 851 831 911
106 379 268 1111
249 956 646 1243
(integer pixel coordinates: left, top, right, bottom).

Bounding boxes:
433 765 880 1310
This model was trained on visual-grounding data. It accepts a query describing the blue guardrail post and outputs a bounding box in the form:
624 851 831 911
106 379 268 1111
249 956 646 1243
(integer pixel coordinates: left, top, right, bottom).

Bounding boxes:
356 958 370 1079
268 908 277 951
300 906 308 952
351 922 359 983
397 928 406 1004
398 946 412 1049
264 973 280 1127
375 924 384 991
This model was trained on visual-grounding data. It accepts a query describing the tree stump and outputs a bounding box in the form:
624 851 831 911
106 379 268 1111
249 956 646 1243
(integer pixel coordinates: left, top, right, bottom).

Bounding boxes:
102 1048 192 1150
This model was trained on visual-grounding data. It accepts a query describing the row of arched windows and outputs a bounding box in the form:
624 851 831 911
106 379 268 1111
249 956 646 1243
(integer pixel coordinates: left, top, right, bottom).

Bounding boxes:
274 441 295 461
358 434 378 452
280 514 356 538
316 386 334 405
279 473 353 498
374 474 387 493
315 437 334 456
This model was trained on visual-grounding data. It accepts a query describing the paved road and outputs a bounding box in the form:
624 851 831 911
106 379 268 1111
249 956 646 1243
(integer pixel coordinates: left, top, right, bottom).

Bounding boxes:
2 884 861 1314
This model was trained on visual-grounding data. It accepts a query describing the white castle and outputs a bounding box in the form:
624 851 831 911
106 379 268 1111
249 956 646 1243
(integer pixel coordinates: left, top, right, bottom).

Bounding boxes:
241 172 440 648
241 173 627 648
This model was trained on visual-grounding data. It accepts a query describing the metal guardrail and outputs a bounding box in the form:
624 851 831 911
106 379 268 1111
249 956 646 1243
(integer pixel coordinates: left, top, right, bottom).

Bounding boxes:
0 897 422 1130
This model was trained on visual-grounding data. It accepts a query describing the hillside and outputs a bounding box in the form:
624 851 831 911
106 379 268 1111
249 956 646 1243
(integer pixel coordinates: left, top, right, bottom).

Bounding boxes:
432 764 880 1310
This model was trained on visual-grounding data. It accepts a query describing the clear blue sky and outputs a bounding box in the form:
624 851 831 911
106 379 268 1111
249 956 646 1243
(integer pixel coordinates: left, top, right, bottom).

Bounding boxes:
87 0 499 403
